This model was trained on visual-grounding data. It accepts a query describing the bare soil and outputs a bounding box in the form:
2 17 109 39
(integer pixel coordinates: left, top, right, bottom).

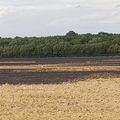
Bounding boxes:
0 56 119 66
0 57 119 84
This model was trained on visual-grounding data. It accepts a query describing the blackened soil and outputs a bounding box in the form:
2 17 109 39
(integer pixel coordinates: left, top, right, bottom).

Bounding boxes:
0 71 119 84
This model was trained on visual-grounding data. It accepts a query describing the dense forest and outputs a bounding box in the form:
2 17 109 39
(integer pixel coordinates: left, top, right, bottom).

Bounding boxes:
0 31 120 58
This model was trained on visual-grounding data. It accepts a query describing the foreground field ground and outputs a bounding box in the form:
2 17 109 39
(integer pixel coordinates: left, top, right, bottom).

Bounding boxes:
0 57 120 120
0 78 120 120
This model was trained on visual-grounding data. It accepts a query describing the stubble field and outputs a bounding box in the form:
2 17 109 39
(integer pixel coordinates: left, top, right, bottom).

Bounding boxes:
0 57 120 120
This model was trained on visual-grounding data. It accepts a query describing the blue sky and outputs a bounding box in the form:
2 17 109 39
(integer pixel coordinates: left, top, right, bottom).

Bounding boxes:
0 0 120 37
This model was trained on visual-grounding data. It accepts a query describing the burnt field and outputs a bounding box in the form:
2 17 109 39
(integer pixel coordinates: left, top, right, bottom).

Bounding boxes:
0 56 120 120
0 56 119 84
0 56 120 66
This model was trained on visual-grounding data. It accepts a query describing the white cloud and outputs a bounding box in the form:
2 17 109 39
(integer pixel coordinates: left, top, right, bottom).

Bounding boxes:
0 0 120 37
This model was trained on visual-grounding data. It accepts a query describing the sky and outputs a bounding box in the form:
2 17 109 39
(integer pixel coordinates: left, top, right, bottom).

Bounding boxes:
0 0 120 37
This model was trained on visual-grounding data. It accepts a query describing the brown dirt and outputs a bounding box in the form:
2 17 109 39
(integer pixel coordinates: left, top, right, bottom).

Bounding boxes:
0 57 119 84
0 71 120 84
0 56 119 66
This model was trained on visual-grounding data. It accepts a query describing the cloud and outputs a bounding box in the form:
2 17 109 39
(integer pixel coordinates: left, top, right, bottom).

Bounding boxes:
0 0 120 37
0 7 10 17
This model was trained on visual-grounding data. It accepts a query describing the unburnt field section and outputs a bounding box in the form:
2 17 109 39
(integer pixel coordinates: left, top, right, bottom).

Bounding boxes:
0 56 119 84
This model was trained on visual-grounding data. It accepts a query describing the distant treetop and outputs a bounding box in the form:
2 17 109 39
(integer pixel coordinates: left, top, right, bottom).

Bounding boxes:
66 31 78 36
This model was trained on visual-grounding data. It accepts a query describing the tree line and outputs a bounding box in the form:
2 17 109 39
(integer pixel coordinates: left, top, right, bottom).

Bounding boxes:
0 31 120 58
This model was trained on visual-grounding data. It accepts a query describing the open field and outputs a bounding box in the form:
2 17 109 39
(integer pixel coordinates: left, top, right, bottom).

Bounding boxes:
0 56 119 84
0 56 120 66
0 57 120 120
0 78 120 120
